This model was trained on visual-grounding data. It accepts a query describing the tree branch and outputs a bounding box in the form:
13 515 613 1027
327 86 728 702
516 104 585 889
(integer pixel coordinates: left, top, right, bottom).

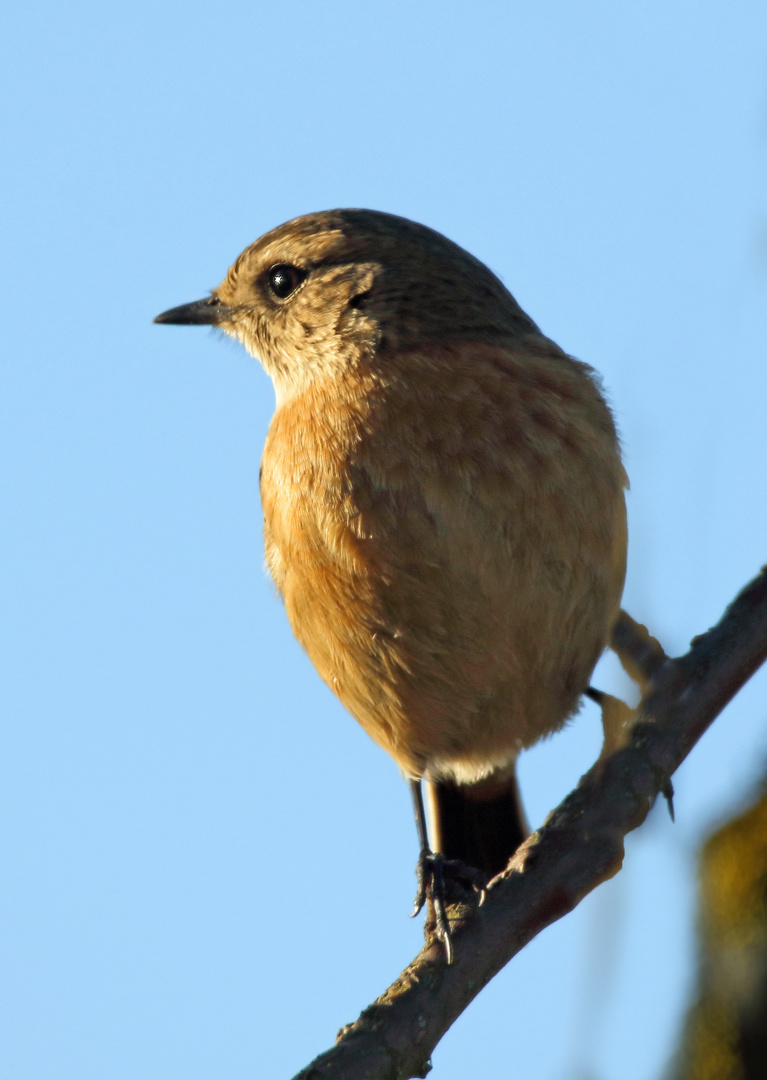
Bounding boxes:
292 567 767 1080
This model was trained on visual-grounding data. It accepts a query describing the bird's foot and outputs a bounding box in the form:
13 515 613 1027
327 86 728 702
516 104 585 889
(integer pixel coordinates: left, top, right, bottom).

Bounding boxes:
411 849 486 964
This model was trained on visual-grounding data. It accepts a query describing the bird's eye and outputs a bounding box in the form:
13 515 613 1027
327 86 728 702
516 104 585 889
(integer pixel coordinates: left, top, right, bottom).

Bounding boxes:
266 263 307 300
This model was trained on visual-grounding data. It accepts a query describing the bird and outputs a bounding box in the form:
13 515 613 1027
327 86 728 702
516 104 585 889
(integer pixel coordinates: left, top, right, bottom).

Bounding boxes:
155 209 628 959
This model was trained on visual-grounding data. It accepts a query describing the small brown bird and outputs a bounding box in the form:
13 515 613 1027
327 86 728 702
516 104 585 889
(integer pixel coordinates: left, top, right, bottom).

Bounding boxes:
156 209 627 957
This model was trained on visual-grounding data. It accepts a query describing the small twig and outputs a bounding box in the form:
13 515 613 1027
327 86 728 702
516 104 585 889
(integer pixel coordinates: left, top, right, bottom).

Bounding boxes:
292 567 767 1080
611 609 668 689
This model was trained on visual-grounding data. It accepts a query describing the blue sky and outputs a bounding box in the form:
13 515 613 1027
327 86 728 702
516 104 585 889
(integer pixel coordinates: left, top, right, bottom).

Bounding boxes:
2 3 767 1078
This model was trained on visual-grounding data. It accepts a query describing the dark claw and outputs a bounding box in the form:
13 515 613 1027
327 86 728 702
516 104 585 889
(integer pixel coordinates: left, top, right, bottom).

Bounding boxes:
661 778 675 822
411 850 486 963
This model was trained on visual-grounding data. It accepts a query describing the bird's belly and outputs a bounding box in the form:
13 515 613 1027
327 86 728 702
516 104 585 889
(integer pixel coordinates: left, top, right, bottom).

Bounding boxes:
265 493 623 781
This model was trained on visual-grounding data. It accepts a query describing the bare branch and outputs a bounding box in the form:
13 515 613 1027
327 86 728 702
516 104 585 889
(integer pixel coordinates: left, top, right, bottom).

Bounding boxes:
292 567 767 1080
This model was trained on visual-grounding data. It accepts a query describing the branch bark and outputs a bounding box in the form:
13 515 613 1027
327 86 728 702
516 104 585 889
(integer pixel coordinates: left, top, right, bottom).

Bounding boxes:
292 567 767 1080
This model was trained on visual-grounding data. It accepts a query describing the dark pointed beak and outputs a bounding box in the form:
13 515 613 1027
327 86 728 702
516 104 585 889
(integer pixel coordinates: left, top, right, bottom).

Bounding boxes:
154 295 230 326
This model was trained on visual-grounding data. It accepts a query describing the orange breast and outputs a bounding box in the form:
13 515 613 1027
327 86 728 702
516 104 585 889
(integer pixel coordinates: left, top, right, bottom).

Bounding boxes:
259 342 627 780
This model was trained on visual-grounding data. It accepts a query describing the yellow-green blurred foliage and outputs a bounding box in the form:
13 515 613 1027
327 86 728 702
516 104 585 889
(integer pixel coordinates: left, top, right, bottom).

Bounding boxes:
670 774 767 1080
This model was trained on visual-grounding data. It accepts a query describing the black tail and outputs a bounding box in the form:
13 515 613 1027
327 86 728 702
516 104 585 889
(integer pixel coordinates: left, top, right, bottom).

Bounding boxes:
428 772 528 881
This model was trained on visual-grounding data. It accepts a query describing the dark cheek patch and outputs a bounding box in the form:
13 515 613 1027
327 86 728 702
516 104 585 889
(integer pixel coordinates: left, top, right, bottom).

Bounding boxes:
349 290 372 310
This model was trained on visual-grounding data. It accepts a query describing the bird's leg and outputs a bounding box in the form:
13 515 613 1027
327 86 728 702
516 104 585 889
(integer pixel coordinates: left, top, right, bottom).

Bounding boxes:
409 778 486 964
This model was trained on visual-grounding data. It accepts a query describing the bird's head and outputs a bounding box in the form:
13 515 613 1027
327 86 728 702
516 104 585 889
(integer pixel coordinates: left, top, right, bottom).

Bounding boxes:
155 209 537 402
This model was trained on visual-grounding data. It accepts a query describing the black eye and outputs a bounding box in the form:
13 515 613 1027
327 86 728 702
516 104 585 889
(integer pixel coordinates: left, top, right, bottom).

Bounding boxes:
266 263 307 300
